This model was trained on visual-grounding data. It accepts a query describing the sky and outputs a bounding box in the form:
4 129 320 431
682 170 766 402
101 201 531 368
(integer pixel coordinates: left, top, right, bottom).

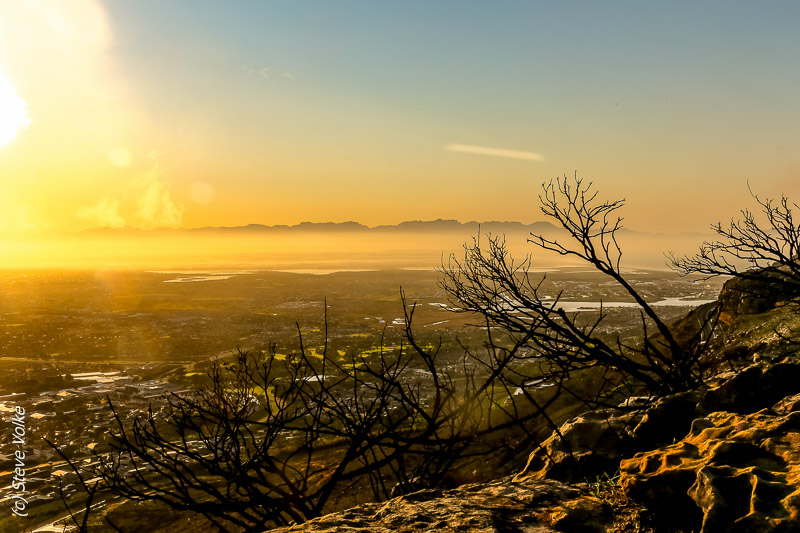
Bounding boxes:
1 1 800 236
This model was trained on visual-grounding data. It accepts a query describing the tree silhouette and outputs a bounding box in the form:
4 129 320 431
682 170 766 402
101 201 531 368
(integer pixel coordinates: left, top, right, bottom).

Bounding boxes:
440 175 717 394
74 299 566 531
669 187 800 299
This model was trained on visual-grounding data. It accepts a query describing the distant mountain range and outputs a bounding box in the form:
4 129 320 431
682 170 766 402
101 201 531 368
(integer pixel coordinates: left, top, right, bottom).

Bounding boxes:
79 219 563 236
76 219 709 238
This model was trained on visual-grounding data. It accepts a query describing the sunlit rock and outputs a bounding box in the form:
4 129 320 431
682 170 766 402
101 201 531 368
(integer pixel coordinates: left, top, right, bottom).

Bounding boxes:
620 408 800 532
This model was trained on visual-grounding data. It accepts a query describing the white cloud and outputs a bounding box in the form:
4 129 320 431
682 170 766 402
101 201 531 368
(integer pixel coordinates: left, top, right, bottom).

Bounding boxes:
241 65 295 82
77 167 184 230
134 169 184 229
78 198 125 228
445 143 544 162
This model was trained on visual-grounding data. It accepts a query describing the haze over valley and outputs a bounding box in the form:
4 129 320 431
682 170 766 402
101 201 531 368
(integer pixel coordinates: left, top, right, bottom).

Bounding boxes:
1 220 714 271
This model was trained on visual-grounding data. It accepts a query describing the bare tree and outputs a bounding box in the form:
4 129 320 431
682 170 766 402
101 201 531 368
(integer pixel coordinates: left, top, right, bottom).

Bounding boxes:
52 175 720 530
73 299 567 531
44 438 122 533
669 187 800 298
440 174 716 394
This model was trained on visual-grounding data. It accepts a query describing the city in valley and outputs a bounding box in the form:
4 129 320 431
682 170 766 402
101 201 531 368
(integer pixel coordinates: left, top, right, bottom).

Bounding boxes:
0 267 721 531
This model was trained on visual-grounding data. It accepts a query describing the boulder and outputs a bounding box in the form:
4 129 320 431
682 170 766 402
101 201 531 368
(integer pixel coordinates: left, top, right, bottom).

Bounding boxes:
619 408 800 532
514 407 642 483
697 362 800 415
515 390 705 483
772 393 800 415
630 389 705 446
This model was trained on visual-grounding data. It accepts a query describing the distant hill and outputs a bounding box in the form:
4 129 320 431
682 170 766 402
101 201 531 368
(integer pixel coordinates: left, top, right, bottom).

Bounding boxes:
78 219 561 236
25 219 711 271
191 221 371 233
75 220 713 249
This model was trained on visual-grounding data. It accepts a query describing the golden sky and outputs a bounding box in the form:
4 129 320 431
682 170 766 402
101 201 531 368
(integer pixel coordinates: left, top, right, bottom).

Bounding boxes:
1 1 800 238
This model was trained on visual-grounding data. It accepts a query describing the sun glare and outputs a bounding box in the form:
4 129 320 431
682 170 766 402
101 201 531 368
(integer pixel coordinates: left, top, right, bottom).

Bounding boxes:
0 69 30 148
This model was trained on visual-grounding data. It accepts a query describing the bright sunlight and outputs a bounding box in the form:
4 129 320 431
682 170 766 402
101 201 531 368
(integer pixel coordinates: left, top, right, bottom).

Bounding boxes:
0 69 30 148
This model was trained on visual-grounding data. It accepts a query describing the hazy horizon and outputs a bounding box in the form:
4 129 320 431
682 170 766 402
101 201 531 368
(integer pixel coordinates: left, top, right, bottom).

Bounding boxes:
0 220 715 271
1 1 800 254
22 216 715 235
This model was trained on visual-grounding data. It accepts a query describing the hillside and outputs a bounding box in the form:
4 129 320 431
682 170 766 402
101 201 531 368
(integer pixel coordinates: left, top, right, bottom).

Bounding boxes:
267 275 800 533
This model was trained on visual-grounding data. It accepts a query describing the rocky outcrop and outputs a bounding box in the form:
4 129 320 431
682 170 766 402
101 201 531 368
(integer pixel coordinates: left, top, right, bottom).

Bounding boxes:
717 273 793 316
697 362 800 415
270 477 613 533
266 366 800 533
509 362 800 532
513 406 644 483
514 390 707 483
514 362 800 484
619 399 800 532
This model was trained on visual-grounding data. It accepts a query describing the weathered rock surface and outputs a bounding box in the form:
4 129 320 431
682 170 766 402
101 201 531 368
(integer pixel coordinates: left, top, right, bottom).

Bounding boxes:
514 390 706 483
508 361 800 532
619 405 800 532
717 274 794 316
513 407 644 483
270 478 612 533
697 362 800 415
514 362 800 485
